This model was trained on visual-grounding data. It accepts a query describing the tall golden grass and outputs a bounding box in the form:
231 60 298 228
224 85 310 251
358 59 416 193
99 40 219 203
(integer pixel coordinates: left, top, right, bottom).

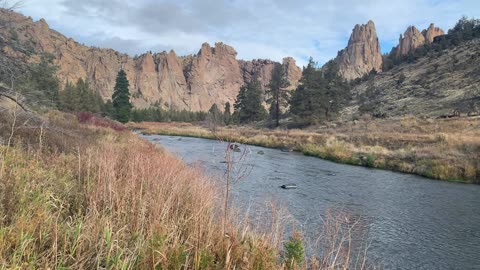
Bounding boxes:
0 111 375 269
130 116 480 183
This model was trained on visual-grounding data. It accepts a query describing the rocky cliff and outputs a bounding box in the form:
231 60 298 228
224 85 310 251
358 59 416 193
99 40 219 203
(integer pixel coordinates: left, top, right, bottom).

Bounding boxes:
394 24 445 57
0 9 302 111
335 20 383 80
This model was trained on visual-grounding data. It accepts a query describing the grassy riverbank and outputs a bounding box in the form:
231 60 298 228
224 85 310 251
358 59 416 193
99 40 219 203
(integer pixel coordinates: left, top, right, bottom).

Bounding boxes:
0 110 366 269
129 116 480 184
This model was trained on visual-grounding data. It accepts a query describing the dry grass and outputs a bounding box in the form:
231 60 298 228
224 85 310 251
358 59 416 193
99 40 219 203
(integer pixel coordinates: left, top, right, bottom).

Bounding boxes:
0 114 277 268
0 110 375 269
130 116 480 183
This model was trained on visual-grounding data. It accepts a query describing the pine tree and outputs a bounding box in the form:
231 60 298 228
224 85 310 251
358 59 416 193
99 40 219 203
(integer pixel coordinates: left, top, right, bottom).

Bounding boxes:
76 78 89 111
19 53 60 108
59 81 76 112
289 58 350 125
207 103 223 133
266 63 290 127
233 77 267 123
224 101 232 125
289 58 319 125
59 79 104 113
112 69 132 123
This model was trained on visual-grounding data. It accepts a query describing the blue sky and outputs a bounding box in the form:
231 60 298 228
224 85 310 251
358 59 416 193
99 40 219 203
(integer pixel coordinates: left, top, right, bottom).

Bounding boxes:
17 0 480 66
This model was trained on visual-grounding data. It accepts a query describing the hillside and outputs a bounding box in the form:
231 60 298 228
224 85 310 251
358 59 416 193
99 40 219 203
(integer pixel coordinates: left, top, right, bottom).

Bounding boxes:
345 39 480 118
0 8 301 111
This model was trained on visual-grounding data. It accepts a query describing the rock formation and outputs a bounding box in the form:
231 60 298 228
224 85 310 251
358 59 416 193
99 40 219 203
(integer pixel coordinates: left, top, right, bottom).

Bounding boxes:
422 23 445 44
394 23 445 57
396 26 426 57
0 8 301 111
336 20 383 80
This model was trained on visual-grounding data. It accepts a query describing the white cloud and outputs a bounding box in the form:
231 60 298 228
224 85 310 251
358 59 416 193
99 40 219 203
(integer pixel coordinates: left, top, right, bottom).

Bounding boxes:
18 0 480 67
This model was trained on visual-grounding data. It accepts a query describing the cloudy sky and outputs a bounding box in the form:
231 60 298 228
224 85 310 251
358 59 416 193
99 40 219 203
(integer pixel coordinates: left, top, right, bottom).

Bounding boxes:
18 0 480 66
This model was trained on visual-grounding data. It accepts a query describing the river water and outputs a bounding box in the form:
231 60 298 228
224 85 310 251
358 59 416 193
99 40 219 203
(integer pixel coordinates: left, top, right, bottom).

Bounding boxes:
145 134 480 270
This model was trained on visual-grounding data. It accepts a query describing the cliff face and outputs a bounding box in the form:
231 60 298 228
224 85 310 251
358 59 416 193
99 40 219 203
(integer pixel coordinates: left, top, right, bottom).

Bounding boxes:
0 9 301 111
394 23 445 57
336 20 383 80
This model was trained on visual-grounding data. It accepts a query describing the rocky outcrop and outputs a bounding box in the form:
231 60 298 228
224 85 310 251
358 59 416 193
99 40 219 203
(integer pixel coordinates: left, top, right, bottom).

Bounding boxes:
394 23 445 57
422 23 445 44
0 8 301 111
336 20 383 80
184 42 244 111
396 26 426 57
240 59 276 90
282 57 302 88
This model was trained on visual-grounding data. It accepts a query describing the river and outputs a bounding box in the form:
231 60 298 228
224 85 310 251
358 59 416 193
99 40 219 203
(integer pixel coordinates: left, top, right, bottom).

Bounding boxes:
144 134 480 270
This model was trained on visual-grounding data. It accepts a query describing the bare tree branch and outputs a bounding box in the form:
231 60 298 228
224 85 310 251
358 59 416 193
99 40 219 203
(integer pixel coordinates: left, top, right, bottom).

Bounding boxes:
0 0 26 10
0 82 32 113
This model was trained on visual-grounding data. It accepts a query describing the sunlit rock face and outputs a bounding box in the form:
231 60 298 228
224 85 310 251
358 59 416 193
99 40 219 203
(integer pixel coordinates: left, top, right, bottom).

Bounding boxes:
0 9 301 111
336 20 383 80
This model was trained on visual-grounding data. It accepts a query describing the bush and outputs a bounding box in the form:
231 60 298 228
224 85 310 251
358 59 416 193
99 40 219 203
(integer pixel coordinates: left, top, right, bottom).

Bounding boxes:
282 231 305 269
365 154 376 167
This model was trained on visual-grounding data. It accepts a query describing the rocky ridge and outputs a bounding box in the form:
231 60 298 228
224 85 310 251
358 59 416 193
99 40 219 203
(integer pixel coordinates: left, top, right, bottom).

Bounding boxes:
0 8 301 111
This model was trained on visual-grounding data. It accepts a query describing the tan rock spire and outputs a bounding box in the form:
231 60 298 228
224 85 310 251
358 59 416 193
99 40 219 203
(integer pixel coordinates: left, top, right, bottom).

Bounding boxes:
394 23 445 56
337 20 383 80
422 23 445 44
396 26 426 57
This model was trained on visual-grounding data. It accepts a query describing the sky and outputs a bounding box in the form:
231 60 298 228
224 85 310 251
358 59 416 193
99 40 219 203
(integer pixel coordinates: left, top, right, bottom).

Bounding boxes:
16 0 480 67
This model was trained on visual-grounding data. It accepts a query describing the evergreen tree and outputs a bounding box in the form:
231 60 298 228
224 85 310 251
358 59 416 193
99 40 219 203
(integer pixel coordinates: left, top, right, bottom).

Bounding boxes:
33 54 60 107
59 79 104 113
112 69 132 123
289 58 350 125
76 78 89 111
266 63 290 127
59 81 76 111
224 101 232 125
207 103 223 132
233 77 267 123
289 58 320 125
17 53 60 109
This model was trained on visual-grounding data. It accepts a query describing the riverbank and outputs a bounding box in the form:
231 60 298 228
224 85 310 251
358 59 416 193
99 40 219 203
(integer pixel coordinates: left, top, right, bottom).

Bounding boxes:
0 110 364 269
0 111 278 268
129 116 480 184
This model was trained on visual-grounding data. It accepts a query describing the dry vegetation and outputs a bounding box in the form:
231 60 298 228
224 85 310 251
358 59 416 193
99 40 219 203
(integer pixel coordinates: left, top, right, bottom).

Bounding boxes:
0 108 375 269
130 116 480 184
